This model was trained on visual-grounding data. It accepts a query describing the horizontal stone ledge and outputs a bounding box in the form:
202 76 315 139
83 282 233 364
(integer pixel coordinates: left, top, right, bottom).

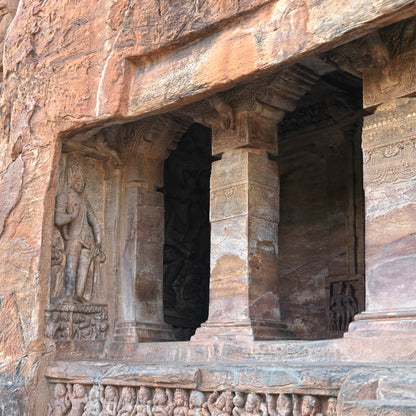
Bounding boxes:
46 360 352 393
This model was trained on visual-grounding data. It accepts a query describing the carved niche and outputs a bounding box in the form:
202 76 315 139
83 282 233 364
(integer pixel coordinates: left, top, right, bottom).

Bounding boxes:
326 276 364 336
47 132 120 346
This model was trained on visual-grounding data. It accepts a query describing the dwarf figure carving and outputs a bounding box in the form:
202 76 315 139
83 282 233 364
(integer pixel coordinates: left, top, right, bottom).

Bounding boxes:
266 393 293 416
133 386 152 416
55 163 105 303
241 393 266 416
301 395 322 416
326 397 337 416
173 389 189 416
206 391 233 416
67 384 88 416
117 387 135 416
48 383 70 416
82 385 102 416
232 392 245 416
189 390 207 416
152 388 174 416
100 385 118 416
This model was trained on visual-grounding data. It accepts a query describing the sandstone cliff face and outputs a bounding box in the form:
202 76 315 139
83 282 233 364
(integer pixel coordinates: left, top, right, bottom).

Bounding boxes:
0 0 414 414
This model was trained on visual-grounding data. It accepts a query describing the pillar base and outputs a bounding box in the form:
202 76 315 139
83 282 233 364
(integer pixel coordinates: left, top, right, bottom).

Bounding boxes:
113 321 178 343
345 310 416 338
191 318 295 343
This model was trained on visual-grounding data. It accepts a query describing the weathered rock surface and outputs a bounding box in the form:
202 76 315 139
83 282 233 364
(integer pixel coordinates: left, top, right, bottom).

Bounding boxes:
0 0 415 414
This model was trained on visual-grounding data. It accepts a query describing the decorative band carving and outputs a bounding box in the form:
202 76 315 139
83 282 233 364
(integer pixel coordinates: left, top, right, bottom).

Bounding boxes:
363 138 416 185
45 304 108 341
47 383 338 416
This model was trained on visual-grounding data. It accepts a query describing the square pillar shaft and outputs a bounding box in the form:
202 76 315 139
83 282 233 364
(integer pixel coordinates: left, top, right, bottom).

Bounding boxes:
192 111 293 341
114 153 176 342
347 42 416 337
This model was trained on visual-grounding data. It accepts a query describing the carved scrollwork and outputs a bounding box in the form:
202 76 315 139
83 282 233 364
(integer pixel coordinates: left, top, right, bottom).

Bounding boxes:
48 383 338 416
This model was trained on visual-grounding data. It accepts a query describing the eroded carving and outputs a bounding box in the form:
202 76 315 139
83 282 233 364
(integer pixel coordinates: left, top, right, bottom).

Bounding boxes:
329 281 359 333
45 304 108 341
48 385 338 416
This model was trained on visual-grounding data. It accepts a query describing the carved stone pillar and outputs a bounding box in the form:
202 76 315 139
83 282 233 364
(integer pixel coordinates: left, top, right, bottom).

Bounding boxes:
347 23 416 337
192 103 294 341
114 117 187 342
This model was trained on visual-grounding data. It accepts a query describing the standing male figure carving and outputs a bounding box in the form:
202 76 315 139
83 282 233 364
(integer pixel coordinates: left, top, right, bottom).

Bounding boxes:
55 163 105 303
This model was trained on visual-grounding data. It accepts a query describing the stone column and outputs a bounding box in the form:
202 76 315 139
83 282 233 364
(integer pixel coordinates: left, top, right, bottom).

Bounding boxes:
114 117 187 342
192 108 294 341
114 151 176 342
347 27 416 337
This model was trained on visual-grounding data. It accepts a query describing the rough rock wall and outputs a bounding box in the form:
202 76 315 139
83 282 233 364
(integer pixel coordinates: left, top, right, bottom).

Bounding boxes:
0 0 414 414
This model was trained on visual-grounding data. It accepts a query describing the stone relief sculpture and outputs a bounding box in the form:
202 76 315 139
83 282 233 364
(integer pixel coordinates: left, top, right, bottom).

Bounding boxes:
152 388 174 416
100 385 119 416
48 383 70 416
67 384 89 416
48 385 338 416
54 162 106 304
134 387 152 416
83 385 102 416
329 282 359 333
267 393 293 416
117 387 136 416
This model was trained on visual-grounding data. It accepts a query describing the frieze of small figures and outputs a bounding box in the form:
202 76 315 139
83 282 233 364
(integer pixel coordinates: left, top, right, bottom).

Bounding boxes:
48 384 338 416
45 304 108 341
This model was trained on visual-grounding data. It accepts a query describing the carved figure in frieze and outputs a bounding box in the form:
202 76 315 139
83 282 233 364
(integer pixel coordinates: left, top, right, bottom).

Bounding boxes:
100 386 119 416
241 393 266 416
55 163 106 303
45 311 63 339
117 387 136 416
152 388 174 416
67 384 88 416
232 392 245 416
82 385 102 416
189 391 207 416
173 389 189 416
94 309 109 340
300 395 322 416
325 397 337 416
133 386 152 416
48 383 70 416
342 284 358 329
73 313 93 340
266 393 292 416
330 284 345 332
206 391 232 416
